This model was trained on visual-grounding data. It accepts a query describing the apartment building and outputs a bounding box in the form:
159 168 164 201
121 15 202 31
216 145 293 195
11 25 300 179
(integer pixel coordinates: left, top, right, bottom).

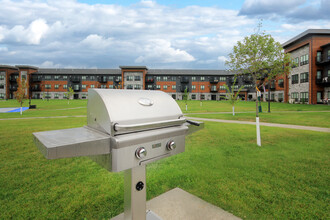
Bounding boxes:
282 29 330 104
1 29 329 104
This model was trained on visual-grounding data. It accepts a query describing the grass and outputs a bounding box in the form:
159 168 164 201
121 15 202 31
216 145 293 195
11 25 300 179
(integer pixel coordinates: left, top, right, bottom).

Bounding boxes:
178 100 330 113
188 112 330 128
0 115 329 219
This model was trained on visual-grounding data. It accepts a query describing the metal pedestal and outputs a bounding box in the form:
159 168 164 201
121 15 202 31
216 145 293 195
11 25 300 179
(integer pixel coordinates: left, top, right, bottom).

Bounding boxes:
124 165 162 220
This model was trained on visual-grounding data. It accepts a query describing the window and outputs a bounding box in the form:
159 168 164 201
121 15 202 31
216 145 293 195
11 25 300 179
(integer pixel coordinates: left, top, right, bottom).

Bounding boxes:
134 84 141 90
63 84 68 89
54 75 60 80
191 94 196 100
63 76 67 80
0 93 4 99
0 75 4 80
156 76 161 81
172 85 176 90
109 85 114 89
163 76 168 81
300 54 308 66
317 51 322 62
147 85 153 89
55 84 59 89
291 74 299 84
192 85 196 90
328 50 330 58
300 92 308 103
291 92 299 101
201 94 205 100
82 76 87 80
82 85 87 89
278 79 284 87
317 70 322 80
45 84 51 89
201 85 205 90
90 76 95 80
219 77 226 81
0 84 4 89
74 84 80 90
278 93 284 102
163 85 167 90
172 76 176 81
134 76 141 81
90 85 95 88
300 72 309 83
292 57 299 67
100 85 106 89
219 85 226 90
54 93 59 99
45 75 52 80
200 77 205 81
126 75 133 81
156 85 160 89
192 77 196 81
82 94 87 99
108 76 113 81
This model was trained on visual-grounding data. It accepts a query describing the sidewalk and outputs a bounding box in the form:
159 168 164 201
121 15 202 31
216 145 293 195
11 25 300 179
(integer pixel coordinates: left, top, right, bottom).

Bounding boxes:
186 116 330 133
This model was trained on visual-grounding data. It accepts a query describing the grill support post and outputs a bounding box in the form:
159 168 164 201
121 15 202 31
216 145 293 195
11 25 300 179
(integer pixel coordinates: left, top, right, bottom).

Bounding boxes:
124 165 147 220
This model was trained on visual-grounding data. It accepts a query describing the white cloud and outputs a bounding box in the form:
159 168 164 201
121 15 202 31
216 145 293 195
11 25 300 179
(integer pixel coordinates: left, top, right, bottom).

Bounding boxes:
81 34 113 49
217 56 228 63
135 39 195 63
40 61 61 68
0 47 8 52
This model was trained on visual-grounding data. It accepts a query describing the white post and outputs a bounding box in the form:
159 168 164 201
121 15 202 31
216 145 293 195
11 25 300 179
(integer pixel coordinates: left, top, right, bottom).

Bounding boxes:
200 101 202 107
232 106 235 116
185 104 187 111
20 107 22 115
256 117 261 146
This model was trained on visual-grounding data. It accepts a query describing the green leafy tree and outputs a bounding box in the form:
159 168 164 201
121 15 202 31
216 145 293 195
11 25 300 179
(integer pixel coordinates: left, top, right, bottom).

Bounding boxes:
64 87 75 104
14 78 27 115
224 76 245 116
226 23 291 146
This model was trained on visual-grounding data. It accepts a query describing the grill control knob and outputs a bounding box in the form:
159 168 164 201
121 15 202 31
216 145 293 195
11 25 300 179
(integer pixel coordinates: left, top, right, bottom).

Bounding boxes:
167 140 176 151
135 147 147 159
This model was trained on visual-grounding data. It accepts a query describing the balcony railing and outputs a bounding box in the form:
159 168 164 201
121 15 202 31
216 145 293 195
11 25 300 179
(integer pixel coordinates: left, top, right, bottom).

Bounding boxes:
98 76 107 83
71 76 80 83
32 76 42 82
145 77 154 83
180 77 189 83
32 85 41 91
316 76 330 86
209 77 219 84
9 76 19 82
9 86 17 91
316 56 330 65
180 86 189 92
278 82 284 88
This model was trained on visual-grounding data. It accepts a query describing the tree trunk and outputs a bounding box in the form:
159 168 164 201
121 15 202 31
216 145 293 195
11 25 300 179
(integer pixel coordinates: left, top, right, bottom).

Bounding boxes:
232 106 235 116
256 117 261 146
268 80 271 113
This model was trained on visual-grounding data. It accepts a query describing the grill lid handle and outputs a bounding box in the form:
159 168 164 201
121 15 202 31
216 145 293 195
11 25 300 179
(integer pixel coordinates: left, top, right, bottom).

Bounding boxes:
113 118 186 134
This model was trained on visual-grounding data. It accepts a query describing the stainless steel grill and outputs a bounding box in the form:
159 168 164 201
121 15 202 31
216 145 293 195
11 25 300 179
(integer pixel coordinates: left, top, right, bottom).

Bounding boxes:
33 89 203 220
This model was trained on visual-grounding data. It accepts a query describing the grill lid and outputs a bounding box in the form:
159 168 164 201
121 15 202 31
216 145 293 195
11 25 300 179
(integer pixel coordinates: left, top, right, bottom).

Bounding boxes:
87 89 184 135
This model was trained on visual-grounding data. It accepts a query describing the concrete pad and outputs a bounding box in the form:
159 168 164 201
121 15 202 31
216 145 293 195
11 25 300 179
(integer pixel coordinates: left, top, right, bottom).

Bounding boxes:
0 108 17 113
112 187 241 220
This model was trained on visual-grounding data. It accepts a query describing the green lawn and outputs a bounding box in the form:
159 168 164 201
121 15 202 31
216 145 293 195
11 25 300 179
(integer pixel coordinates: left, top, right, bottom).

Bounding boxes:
188 112 330 128
178 100 330 113
0 116 329 219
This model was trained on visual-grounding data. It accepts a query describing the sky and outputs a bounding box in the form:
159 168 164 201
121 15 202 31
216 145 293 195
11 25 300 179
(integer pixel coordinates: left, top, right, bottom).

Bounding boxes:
0 0 329 69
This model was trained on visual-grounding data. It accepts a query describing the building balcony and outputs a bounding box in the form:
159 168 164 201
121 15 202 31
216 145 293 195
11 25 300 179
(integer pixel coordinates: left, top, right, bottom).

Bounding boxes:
73 85 80 91
180 77 189 83
32 76 42 82
71 76 81 83
278 83 284 88
32 85 41 91
209 77 219 84
114 77 121 83
98 76 107 83
180 86 189 92
145 77 154 83
316 56 330 65
316 76 330 86
9 75 19 82
9 86 17 91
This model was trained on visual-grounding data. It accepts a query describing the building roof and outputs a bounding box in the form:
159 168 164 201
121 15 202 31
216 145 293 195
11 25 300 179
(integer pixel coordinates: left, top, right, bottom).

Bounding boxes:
120 66 148 70
0 65 19 70
282 29 330 48
15 65 39 70
38 68 121 75
147 69 236 76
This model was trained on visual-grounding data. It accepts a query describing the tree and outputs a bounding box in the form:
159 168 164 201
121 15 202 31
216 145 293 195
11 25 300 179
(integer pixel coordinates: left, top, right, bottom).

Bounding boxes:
226 25 291 146
64 87 75 104
14 78 28 115
224 76 245 116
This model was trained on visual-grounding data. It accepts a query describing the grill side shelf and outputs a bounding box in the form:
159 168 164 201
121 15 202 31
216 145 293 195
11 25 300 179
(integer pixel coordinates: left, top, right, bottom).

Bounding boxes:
33 127 111 159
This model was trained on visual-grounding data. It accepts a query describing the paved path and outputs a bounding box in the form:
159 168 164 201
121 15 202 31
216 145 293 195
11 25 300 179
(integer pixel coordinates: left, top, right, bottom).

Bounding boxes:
185 110 330 115
186 116 330 133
